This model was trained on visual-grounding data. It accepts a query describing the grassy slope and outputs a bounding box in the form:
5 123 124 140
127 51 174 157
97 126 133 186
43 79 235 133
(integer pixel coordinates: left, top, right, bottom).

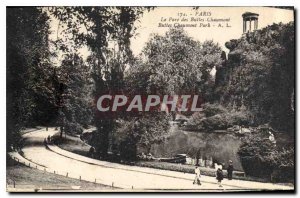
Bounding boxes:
6 158 114 191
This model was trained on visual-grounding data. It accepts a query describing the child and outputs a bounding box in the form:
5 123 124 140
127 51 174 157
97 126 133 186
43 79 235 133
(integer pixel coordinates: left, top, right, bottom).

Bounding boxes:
193 165 201 185
216 168 224 187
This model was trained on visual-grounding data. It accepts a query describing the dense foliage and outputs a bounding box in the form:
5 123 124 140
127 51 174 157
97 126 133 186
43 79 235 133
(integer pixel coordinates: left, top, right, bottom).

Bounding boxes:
238 129 294 182
141 28 222 99
214 23 295 181
7 7 56 150
47 7 151 158
58 54 93 134
114 113 170 161
114 28 222 160
215 22 295 134
188 103 252 131
7 7 98 149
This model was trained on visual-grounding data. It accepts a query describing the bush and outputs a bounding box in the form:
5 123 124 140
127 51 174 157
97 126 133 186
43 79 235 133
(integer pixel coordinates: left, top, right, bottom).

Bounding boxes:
202 103 228 117
238 128 294 182
238 130 275 178
230 111 252 126
200 114 230 131
119 137 137 161
114 112 170 161
64 122 83 134
187 102 252 131
268 148 294 183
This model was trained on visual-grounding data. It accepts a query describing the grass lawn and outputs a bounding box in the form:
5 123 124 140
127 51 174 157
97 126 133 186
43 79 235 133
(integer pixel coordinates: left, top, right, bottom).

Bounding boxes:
6 157 115 192
52 133 91 157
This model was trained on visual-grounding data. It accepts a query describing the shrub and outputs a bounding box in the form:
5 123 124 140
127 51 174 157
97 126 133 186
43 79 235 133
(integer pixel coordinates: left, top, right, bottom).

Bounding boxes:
64 122 83 135
187 102 253 131
238 128 294 182
200 114 230 131
238 130 275 178
114 112 170 161
267 147 294 183
228 111 252 126
202 103 228 117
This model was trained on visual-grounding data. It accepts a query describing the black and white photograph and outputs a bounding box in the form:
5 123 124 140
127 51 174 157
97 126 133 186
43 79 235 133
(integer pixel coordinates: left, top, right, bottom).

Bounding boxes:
5 5 295 192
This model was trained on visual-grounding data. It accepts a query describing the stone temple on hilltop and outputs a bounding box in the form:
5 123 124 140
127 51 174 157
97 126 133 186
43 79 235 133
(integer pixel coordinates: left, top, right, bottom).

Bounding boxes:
242 12 259 33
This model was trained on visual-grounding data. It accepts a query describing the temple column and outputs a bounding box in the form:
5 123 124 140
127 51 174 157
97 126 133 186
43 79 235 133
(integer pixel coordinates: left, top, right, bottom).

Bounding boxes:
249 18 252 31
242 12 259 33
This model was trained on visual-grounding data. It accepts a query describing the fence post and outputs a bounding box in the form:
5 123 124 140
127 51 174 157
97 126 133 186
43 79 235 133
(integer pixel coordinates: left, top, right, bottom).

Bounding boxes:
94 179 96 183
79 176 81 181
29 163 30 167
66 172 68 177
13 181 15 188
112 182 114 187
54 170 56 174
132 186 133 190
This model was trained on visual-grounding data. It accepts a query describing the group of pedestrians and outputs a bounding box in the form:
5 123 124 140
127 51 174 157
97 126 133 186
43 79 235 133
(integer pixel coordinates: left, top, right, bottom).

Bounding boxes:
193 160 234 187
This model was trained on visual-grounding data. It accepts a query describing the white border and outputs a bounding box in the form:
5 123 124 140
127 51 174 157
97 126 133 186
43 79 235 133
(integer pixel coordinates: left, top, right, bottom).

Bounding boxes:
1 1 298 198
1 0 298 6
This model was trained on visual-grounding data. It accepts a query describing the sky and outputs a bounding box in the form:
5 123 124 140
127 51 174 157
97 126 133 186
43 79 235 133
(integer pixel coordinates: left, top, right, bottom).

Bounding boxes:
130 7 294 55
49 7 294 66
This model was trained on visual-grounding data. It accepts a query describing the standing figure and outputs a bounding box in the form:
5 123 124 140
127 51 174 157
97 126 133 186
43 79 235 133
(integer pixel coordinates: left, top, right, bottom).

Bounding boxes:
216 168 224 187
47 135 51 144
227 160 233 180
193 165 202 185
89 146 95 158
43 138 47 147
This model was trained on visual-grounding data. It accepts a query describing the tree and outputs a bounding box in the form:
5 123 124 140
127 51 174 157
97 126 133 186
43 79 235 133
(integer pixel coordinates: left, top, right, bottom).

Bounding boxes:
115 112 170 161
141 28 222 99
7 7 55 150
114 28 223 159
109 56 171 161
50 7 152 158
59 54 93 134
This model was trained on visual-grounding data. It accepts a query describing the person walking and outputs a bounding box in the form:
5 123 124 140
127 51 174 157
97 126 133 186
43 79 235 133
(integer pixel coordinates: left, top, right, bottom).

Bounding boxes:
43 138 47 147
89 146 95 158
227 160 233 180
193 165 202 185
47 135 51 144
216 168 224 187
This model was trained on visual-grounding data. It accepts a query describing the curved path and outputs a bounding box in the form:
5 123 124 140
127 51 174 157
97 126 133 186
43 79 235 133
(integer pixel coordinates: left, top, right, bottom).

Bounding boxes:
9 128 293 191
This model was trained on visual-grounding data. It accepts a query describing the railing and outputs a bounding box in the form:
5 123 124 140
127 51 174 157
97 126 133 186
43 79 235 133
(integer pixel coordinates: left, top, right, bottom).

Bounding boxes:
8 154 136 191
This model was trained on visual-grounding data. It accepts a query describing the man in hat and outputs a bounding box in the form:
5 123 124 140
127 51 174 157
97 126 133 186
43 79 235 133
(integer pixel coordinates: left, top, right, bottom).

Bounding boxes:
227 160 233 180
